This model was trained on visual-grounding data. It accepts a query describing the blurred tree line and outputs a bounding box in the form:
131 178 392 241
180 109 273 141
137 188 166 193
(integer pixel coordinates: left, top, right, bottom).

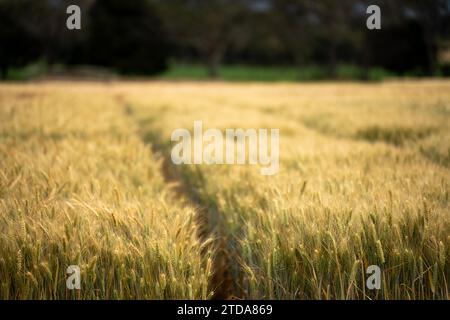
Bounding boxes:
0 0 449 79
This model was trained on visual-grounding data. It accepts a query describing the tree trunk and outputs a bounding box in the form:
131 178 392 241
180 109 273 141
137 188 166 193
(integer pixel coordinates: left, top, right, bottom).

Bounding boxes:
361 39 371 81
424 36 437 76
327 10 339 79
0 65 7 80
205 48 223 80
328 38 338 78
207 58 219 79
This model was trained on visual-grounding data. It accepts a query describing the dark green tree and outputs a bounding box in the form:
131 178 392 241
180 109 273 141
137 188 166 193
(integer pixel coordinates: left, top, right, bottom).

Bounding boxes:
157 0 248 78
0 0 41 78
88 0 170 75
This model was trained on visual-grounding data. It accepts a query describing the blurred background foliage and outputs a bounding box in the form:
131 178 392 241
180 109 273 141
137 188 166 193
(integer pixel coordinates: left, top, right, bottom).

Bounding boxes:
0 0 449 81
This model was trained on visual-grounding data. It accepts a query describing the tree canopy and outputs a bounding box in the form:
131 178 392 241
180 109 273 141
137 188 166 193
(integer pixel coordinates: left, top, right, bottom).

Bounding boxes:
0 0 449 79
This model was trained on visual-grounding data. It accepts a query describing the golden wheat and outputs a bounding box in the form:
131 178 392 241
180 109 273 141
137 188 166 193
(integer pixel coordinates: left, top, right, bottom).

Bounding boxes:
0 80 449 300
0 84 213 299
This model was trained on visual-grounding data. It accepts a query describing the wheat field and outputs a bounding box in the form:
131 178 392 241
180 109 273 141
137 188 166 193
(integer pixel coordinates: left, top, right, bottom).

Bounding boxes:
0 80 449 300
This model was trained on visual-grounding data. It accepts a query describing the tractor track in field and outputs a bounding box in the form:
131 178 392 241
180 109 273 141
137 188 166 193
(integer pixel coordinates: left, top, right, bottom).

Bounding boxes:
122 102 241 300
154 148 237 300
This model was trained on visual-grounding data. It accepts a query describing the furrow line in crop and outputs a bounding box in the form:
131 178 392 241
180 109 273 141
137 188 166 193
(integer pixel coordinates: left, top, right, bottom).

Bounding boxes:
123 103 241 300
